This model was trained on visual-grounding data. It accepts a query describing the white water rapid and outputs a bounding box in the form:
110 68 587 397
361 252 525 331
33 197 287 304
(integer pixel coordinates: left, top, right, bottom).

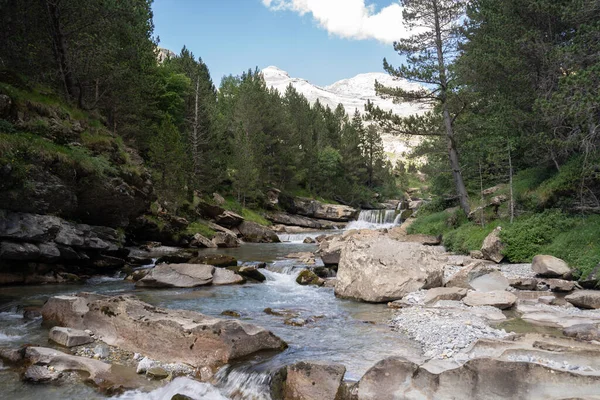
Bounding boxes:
346 209 402 230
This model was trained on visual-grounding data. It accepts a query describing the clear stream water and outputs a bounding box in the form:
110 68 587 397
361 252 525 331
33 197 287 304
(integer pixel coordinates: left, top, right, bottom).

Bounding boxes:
0 229 419 399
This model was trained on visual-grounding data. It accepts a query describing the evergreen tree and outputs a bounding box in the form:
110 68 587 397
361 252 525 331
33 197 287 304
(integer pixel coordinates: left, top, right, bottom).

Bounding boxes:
368 0 471 215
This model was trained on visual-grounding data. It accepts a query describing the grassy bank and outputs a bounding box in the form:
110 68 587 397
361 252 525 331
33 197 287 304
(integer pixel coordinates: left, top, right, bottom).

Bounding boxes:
409 208 600 279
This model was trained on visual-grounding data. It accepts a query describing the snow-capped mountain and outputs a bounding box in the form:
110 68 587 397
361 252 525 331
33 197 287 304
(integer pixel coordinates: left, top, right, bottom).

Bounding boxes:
262 66 427 159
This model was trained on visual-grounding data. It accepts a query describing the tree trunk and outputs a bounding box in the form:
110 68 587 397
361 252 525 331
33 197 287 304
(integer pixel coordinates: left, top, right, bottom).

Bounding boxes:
434 1 470 216
508 142 514 223
192 77 200 176
44 0 76 100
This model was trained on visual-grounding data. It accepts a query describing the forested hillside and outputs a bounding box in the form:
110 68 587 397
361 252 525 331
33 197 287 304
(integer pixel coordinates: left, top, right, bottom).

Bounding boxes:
0 0 396 216
368 0 600 277
0 0 598 276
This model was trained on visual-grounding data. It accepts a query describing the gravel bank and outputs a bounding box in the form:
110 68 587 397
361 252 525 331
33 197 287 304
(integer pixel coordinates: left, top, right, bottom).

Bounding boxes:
390 305 510 360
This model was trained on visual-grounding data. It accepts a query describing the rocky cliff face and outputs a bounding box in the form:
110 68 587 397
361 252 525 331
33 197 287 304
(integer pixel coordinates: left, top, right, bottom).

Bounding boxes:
0 79 154 283
0 209 128 284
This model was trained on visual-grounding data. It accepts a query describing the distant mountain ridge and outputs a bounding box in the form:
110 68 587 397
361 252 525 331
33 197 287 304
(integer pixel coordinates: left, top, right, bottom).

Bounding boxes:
262 66 427 160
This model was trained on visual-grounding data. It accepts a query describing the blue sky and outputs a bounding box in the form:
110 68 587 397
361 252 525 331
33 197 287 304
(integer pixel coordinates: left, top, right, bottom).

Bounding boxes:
152 0 406 87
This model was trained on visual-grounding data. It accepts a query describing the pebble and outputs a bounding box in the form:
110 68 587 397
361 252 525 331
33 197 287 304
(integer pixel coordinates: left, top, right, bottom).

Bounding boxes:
499 263 536 279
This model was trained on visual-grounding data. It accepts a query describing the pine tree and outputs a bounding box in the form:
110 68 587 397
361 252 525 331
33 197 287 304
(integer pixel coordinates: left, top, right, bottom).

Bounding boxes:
368 0 471 215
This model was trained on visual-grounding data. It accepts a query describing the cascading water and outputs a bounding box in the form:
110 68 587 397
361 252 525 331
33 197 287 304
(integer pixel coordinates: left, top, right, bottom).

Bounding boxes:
346 209 402 230
276 231 323 243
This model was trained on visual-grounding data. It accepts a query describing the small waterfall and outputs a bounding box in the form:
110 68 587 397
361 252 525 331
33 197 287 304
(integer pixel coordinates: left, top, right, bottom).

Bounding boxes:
276 232 322 243
213 365 273 400
346 209 401 230
116 377 227 400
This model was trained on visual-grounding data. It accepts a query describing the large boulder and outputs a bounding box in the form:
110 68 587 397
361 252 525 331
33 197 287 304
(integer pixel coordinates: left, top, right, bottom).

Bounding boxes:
355 356 600 400
444 261 497 288
267 212 322 229
563 323 600 341
41 293 287 369
211 232 241 248
565 290 600 309
0 210 129 284
292 198 358 222
214 211 244 228
212 268 245 285
335 237 446 303
135 264 214 288
481 227 505 263
462 290 517 310
279 361 346 400
236 221 280 243
532 255 571 278
49 326 94 347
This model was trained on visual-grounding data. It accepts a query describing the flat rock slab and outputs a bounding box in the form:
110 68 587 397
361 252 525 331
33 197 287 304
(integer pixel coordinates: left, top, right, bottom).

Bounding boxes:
517 303 600 329
49 326 94 347
135 264 214 288
356 356 600 400
41 293 287 369
424 287 467 305
463 290 517 310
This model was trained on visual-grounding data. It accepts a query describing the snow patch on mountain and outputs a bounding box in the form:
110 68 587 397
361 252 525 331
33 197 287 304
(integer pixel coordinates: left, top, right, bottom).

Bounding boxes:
262 66 428 160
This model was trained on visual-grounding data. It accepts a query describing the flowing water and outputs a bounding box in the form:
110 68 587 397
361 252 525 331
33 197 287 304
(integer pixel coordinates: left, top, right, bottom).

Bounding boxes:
0 240 421 399
346 209 402 230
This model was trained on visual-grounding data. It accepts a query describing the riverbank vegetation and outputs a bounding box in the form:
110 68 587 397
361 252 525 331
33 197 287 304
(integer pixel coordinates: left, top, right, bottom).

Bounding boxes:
0 0 397 214
394 0 600 278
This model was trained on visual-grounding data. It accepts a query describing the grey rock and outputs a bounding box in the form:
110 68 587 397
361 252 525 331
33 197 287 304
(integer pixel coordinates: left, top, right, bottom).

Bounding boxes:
93 343 110 358
0 241 40 260
481 227 505 263
49 327 94 347
212 268 245 285
463 290 517 310
565 290 600 309
211 232 241 248
41 293 287 369
335 237 446 303
23 365 61 382
563 324 600 341
136 264 214 288
236 221 280 243
214 210 244 228
532 255 571 278
424 287 468 305
282 361 346 400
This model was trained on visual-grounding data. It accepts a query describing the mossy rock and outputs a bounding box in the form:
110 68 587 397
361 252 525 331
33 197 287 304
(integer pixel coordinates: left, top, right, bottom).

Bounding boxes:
296 270 324 286
190 254 237 268
228 265 266 282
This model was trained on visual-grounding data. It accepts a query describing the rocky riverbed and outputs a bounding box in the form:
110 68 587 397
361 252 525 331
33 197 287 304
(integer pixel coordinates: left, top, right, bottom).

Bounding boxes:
1 215 600 399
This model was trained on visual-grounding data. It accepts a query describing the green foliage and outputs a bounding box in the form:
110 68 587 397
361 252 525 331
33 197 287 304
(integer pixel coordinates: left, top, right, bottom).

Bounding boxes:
222 197 270 226
500 210 578 263
407 210 465 236
443 221 500 254
185 221 216 239
0 132 118 178
544 216 600 278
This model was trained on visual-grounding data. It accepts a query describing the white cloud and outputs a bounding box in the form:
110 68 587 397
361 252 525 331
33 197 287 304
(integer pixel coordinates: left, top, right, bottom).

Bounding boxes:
262 0 410 44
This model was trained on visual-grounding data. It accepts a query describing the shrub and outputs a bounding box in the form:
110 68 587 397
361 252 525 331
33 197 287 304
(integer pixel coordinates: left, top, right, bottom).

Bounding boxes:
185 222 216 239
444 221 500 254
500 210 576 263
